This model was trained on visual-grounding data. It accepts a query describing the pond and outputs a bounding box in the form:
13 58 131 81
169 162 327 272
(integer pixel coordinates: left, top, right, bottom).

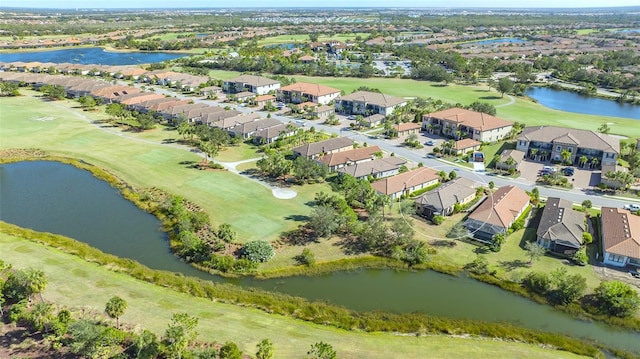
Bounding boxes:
526 86 640 120
0 47 187 65
1 160 639 354
264 43 296 50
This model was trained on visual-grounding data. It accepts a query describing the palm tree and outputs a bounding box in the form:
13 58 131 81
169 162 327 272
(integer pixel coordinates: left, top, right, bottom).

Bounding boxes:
579 155 588 168
560 149 572 165
505 157 517 169
529 148 538 161
590 157 600 169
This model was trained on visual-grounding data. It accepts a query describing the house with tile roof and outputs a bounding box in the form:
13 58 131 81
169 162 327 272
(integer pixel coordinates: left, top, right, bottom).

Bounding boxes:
516 126 619 167
293 137 355 159
316 146 382 171
337 157 406 180
277 82 341 105
601 207 640 268
536 197 586 256
336 90 407 116
422 107 513 142
415 177 478 219
452 138 482 155
394 122 422 137
223 74 280 95
371 167 439 200
464 185 530 241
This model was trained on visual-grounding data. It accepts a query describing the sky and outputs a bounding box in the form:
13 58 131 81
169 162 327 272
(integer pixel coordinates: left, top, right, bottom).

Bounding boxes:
4 0 640 9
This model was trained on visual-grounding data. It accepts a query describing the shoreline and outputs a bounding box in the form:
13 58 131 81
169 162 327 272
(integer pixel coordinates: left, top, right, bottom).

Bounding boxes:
1 151 639 335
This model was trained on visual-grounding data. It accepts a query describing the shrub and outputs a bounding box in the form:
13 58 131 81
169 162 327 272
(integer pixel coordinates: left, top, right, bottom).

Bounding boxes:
295 248 316 267
594 280 640 317
464 255 490 275
240 241 275 263
431 215 444 225
582 232 592 245
523 272 552 295
572 247 588 266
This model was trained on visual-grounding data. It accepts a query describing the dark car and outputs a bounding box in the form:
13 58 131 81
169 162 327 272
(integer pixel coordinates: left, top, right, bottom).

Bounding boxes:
561 167 574 176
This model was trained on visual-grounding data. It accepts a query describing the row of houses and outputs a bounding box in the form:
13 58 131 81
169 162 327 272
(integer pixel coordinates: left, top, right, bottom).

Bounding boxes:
0 71 299 144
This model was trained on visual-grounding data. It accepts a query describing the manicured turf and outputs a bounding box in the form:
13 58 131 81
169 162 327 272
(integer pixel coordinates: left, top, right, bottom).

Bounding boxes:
0 92 324 242
194 69 639 138
257 33 369 46
0 233 587 359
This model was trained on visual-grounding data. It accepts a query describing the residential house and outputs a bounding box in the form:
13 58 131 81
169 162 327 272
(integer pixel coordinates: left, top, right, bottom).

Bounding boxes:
464 185 530 241
336 91 407 116
211 113 261 130
199 110 243 126
394 122 421 137
230 118 282 140
233 91 256 103
160 103 209 121
422 108 513 142
536 197 586 256
223 74 280 95
371 167 439 200
255 94 276 108
362 114 385 128
253 123 299 144
601 207 640 267
516 126 619 167
414 177 478 219
316 146 381 171
452 138 482 155
277 82 341 105
298 55 316 64
312 105 335 119
116 92 165 107
496 149 525 171
337 157 406 180
293 137 355 159
199 86 222 97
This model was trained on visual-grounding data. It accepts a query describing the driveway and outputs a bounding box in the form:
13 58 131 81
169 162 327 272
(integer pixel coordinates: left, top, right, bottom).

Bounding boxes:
518 159 600 190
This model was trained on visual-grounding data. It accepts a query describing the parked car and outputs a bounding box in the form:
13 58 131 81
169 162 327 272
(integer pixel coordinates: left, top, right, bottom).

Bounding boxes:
623 204 640 211
561 167 574 176
424 140 434 146
347 115 357 120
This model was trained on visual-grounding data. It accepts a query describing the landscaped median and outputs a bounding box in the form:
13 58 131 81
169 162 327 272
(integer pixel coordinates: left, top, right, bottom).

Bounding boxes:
0 222 620 359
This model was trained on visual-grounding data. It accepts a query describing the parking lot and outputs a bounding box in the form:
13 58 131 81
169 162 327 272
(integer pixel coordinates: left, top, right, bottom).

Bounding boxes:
518 159 602 190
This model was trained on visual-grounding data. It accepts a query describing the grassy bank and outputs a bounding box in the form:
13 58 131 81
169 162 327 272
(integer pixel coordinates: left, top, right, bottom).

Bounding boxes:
0 92 324 243
0 224 607 358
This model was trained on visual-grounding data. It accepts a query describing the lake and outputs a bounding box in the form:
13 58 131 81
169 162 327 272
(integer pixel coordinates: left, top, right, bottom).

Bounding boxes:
526 86 640 120
0 47 187 65
1 160 639 354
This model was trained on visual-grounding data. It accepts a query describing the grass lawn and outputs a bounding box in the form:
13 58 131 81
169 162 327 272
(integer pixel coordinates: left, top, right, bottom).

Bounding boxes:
409 210 602 291
197 69 638 138
0 92 320 242
215 142 263 162
257 33 369 46
0 233 587 359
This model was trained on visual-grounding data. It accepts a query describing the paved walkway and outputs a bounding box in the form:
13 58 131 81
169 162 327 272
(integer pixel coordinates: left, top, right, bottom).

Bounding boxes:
51 102 297 200
495 94 515 108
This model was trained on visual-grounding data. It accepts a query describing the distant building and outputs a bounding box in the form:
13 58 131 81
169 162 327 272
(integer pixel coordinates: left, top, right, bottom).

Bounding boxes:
223 75 280 95
336 91 406 116
423 108 513 143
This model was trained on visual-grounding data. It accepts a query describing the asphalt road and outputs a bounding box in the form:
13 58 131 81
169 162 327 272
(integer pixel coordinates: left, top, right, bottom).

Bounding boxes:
134 83 635 209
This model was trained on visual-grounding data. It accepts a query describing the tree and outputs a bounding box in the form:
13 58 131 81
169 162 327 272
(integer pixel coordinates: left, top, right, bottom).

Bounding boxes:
105 103 127 120
581 200 592 211
448 170 457 180
164 313 199 359
523 272 552 295
488 181 495 190
497 77 514 98
0 81 20 96
105 295 127 328
578 155 588 169
550 268 587 305
560 149 572 165
594 280 640 317
78 95 97 110
524 241 546 264
219 341 243 359
2 268 47 304
308 32 319 42
256 338 274 359
597 123 610 134
490 232 505 252
69 319 123 359
464 255 490 275
177 121 195 141
136 112 156 131
40 84 66 100
308 205 339 238
308 341 337 359
134 330 160 359
582 232 593 245
217 223 237 243
240 240 275 263
292 156 329 184
199 141 218 163
467 101 496 116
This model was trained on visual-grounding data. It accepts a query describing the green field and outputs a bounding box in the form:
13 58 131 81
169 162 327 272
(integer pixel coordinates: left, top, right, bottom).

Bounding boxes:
257 33 369 46
0 92 324 242
0 233 587 359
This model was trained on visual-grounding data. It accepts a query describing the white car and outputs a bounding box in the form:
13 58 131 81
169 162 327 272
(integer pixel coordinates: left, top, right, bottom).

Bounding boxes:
623 204 640 211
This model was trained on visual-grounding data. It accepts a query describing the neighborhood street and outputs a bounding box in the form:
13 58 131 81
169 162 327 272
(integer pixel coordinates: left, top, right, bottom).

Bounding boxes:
135 83 636 210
